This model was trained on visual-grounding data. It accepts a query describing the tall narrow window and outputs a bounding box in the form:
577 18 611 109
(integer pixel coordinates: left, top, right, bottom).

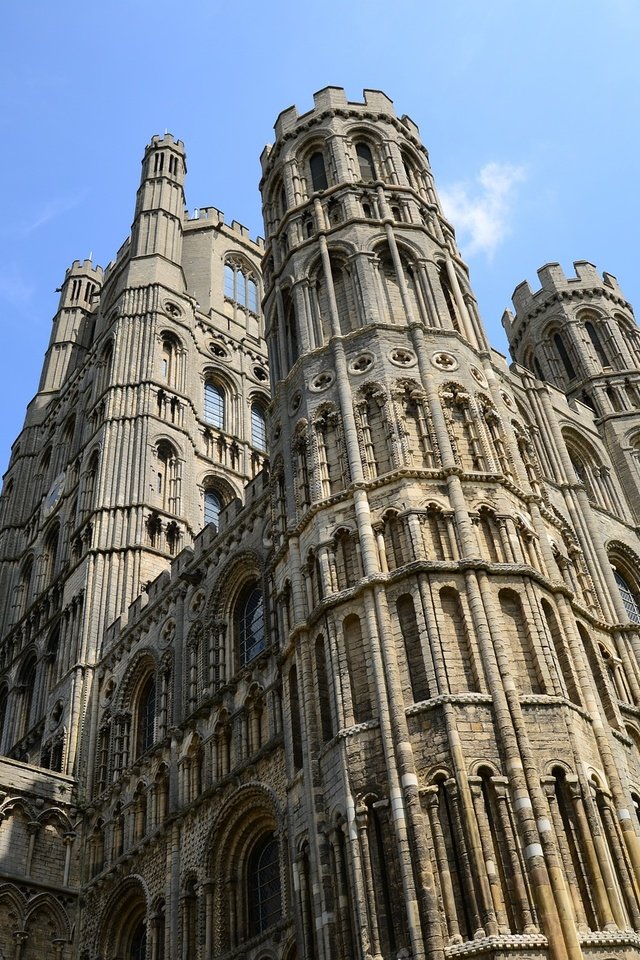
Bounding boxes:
204 489 221 527
0 685 8 752
356 143 377 181
17 654 38 741
289 663 304 771
204 381 225 428
585 321 610 368
343 614 373 722
131 919 147 960
237 583 265 665
554 333 576 381
136 674 156 757
613 568 640 624
397 594 430 702
309 151 328 191
248 834 282 936
251 402 267 450
160 333 180 386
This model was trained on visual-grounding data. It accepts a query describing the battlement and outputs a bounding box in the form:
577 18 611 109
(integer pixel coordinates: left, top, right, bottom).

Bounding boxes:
146 132 185 153
184 206 264 249
261 87 398 170
511 261 623 318
64 259 104 280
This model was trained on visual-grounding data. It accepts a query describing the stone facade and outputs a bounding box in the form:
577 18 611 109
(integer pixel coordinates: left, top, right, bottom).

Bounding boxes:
0 87 640 959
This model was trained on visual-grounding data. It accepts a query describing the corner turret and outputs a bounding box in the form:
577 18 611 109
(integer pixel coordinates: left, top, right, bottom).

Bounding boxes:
38 258 104 395
128 133 187 289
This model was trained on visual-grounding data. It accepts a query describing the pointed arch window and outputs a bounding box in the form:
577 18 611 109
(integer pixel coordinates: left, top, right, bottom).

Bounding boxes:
585 321 610 368
356 142 377 181
236 582 265 665
553 333 576 381
204 489 222 527
131 919 147 960
613 568 640 624
309 151 328 191
204 380 225 429
160 333 180 387
251 402 267 450
248 833 282 936
17 654 38 741
136 673 156 757
224 260 259 313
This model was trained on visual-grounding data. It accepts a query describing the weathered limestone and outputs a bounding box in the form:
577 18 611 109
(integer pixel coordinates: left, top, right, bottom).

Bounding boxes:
0 88 639 959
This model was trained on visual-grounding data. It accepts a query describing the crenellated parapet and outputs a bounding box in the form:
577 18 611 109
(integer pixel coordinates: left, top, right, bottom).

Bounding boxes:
504 260 629 348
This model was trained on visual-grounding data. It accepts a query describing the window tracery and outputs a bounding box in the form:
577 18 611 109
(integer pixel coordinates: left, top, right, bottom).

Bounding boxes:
224 257 259 313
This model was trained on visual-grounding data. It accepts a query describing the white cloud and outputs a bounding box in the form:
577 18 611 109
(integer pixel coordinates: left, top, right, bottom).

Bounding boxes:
439 162 526 259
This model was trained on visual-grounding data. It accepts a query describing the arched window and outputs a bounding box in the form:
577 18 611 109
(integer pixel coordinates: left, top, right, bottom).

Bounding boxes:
251 402 267 450
281 288 299 373
160 333 180 387
42 523 60 588
356 142 377 181
224 259 259 313
553 333 576 382
97 340 114 398
613 567 640 624
136 673 156 757
16 556 34 619
236 582 265 665
585 321 610 368
204 380 225 429
309 150 328 191
437 263 460 331
248 834 282 936
156 441 179 513
130 918 147 960
17 654 38 741
204 489 222 527
0 685 8 752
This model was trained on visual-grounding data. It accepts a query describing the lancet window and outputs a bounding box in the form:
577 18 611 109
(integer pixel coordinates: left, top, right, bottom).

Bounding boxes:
343 614 373 723
498 589 544 694
396 382 436 469
355 386 392 478
441 386 486 472
312 406 346 497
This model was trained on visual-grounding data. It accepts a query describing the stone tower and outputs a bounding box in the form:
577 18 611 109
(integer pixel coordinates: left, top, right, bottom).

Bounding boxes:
0 88 640 960
504 261 640 523
259 87 640 959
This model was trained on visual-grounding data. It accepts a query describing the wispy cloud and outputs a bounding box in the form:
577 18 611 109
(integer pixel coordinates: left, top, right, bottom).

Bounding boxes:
20 193 86 237
439 162 526 259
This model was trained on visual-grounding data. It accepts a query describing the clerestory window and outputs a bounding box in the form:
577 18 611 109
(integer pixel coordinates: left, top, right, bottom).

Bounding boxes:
251 402 267 451
236 583 265 665
204 381 225 429
224 260 259 313
613 568 640 624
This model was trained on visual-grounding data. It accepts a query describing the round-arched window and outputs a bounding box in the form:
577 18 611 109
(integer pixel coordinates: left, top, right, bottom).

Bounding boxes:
251 402 267 451
204 380 225 429
613 568 640 624
236 583 265 665
136 674 156 757
204 489 222 528
248 834 281 936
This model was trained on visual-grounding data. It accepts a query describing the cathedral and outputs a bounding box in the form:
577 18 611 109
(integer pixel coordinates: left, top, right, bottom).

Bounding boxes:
1 86 640 960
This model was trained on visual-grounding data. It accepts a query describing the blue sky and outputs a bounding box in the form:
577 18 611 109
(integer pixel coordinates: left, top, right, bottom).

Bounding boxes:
1 0 639 473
